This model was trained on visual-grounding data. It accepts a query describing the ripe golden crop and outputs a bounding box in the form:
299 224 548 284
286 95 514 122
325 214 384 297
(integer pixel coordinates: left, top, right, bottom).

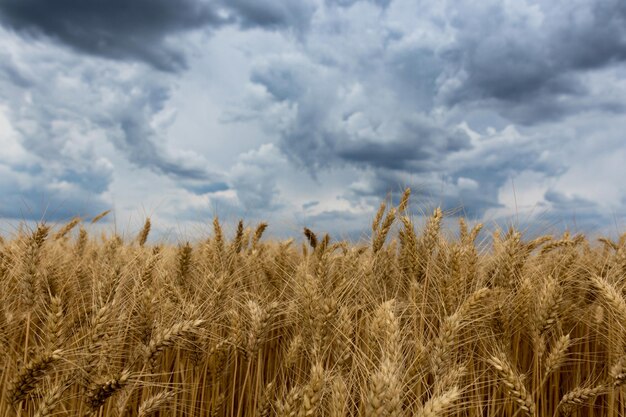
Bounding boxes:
1 190 625 417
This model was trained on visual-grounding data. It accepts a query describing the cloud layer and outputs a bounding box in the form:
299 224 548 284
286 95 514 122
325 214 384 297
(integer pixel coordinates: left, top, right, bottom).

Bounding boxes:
1 0 626 239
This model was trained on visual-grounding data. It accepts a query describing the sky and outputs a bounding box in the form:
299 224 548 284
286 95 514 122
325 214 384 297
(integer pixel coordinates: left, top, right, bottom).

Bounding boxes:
1 0 626 241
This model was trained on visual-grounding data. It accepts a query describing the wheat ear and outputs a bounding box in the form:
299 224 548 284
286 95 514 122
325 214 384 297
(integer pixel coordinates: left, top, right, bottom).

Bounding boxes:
329 376 349 417
610 355 626 387
145 319 204 371
298 362 325 417
45 295 64 351
556 385 605 417
398 187 411 212
257 382 275 417
431 314 462 380
253 222 269 249
91 210 111 224
33 379 71 417
372 200 387 233
85 369 131 410
488 354 535 417
53 217 81 240
590 275 626 319
232 219 245 254
416 386 461 417
137 218 151 247
303 227 318 249
544 334 571 378
373 207 397 253
365 357 402 417
138 390 176 417
7 349 63 404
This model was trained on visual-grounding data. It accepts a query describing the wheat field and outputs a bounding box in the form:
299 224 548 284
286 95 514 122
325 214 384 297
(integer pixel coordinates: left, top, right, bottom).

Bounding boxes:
1 189 626 417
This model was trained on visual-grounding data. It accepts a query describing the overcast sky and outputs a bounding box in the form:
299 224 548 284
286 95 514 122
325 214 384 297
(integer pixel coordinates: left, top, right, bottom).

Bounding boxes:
1 0 625 241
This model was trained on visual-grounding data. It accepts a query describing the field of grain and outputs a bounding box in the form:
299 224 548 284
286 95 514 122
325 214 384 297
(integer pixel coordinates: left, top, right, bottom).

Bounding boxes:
1 189 626 417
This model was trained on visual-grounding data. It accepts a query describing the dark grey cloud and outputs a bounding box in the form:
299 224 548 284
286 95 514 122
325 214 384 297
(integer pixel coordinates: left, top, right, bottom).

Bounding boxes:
544 189 598 211
343 169 502 219
18 70 222 189
538 189 611 234
226 0 316 33
336 122 471 171
239 0 626 228
387 47 441 111
0 189 109 222
2 0 626 236
0 0 318 72
325 0 393 9
441 0 626 123
250 56 471 176
302 201 319 210
0 31 228 218
250 64 307 102
0 0 228 72
0 53 32 88
180 181 230 195
248 52 557 219
59 168 111 195
110 115 218 182
0 158 111 221
553 0 626 70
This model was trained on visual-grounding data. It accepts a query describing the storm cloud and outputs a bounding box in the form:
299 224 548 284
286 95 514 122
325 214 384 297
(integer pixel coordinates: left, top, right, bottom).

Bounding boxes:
0 26 228 221
0 0 228 72
236 0 626 230
226 0 316 33
439 0 626 122
0 0 318 72
1 0 626 237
